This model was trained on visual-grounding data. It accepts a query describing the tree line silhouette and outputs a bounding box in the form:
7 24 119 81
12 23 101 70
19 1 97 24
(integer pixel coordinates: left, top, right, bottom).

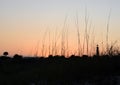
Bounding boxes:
0 50 120 85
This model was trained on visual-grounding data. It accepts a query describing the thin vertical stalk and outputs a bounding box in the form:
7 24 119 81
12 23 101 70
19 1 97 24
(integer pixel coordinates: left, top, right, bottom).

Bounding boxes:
61 15 67 56
106 9 111 54
49 28 51 56
34 40 39 57
75 12 81 56
83 7 89 55
42 29 48 56
66 27 69 57
54 28 57 55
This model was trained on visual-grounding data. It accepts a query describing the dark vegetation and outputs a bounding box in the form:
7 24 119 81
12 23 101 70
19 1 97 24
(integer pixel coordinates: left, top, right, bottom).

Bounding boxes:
0 51 120 85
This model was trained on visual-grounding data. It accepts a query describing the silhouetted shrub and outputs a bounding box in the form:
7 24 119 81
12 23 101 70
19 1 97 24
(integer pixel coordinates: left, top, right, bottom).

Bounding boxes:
13 54 23 60
3 51 9 57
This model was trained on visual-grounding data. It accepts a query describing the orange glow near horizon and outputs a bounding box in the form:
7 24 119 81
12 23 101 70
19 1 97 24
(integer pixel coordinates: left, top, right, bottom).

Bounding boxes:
0 15 120 57
0 0 120 57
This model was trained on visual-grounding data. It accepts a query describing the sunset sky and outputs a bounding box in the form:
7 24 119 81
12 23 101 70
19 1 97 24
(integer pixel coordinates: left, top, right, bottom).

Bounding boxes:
0 0 120 57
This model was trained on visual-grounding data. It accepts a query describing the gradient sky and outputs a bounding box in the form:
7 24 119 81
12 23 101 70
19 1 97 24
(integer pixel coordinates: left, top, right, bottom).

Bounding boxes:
0 0 120 56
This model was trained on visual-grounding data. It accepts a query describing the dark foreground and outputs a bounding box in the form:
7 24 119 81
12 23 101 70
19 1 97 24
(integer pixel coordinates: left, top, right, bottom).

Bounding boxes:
0 55 120 85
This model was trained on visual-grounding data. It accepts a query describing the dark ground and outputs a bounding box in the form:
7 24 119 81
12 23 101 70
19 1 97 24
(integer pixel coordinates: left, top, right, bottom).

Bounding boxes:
0 54 120 85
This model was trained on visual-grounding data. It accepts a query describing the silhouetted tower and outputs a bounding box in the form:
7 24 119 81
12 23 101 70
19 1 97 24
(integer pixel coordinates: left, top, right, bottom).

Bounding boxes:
96 45 99 56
